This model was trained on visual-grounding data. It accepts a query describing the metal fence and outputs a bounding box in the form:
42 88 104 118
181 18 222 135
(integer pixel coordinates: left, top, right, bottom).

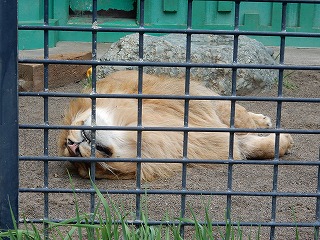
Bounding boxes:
1 0 320 239
0 0 19 232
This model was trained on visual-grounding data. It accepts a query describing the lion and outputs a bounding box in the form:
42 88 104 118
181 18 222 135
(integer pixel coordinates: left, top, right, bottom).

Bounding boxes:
58 70 293 181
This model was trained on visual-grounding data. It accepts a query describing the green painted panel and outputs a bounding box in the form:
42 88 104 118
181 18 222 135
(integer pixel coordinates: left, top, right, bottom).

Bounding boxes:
53 0 69 25
18 0 43 21
18 0 320 49
240 2 273 27
287 3 300 28
243 14 260 30
218 1 233 12
271 3 282 32
70 0 92 12
59 18 137 42
314 5 320 28
70 0 135 12
163 0 178 12
192 1 239 28
143 0 186 26
18 20 59 50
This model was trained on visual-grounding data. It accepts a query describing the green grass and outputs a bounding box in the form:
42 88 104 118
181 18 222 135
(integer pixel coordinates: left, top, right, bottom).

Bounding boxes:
1 175 311 240
2 192 310 240
0 173 262 239
272 53 298 90
0 181 252 240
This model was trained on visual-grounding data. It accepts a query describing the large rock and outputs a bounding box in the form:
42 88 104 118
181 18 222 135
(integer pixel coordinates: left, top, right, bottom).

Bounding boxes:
98 34 277 95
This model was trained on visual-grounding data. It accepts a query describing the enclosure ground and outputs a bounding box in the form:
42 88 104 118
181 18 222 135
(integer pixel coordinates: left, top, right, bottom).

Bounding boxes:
18 45 320 239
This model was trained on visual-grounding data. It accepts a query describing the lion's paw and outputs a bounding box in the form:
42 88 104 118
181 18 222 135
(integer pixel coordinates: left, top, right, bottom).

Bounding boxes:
281 133 294 154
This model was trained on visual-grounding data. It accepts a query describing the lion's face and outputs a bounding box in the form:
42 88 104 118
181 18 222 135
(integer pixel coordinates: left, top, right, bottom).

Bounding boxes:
60 109 116 159
64 128 113 159
59 108 135 179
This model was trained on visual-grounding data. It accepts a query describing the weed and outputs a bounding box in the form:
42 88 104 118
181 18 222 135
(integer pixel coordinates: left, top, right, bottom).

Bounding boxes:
0 176 263 240
274 71 298 90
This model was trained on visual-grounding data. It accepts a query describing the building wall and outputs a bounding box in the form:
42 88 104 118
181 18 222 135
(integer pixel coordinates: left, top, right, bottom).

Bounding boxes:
18 0 320 50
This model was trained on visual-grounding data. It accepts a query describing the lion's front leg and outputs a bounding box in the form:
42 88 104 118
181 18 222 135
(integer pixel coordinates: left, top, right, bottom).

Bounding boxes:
214 102 272 131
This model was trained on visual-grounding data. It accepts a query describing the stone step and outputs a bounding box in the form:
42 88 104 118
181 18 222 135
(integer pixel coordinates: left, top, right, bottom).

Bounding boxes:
18 52 91 91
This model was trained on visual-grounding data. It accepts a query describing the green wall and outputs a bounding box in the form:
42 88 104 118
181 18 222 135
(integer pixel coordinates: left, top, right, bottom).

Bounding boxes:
70 0 135 12
18 0 320 50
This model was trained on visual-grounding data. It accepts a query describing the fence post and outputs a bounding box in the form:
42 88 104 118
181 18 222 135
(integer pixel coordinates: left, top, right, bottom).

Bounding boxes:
0 1 19 231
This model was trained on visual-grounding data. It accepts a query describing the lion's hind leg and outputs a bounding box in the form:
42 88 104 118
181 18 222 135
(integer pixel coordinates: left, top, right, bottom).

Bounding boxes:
238 133 294 159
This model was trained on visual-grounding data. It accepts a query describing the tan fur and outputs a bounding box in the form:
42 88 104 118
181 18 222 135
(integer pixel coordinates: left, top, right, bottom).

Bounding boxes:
58 70 293 181
213 102 272 134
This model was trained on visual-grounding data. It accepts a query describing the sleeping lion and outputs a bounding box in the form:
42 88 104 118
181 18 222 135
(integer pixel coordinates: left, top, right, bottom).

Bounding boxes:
58 70 293 181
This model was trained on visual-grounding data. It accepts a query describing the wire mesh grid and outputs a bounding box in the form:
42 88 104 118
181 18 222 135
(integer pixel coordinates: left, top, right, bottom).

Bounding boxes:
15 0 320 239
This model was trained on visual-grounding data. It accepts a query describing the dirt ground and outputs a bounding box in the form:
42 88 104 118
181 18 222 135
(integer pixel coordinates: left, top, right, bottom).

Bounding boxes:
18 69 320 239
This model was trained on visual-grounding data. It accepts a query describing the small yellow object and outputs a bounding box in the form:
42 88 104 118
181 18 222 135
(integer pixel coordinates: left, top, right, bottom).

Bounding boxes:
86 67 92 79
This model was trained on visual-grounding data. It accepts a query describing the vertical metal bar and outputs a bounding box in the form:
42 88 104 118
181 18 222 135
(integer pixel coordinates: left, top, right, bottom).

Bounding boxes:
0 0 19 231
43 1 50 237
315 147 320 240
270 2 287 240
226 0 240 224
135 0 145 221
179 0 193 237
90 0 98 215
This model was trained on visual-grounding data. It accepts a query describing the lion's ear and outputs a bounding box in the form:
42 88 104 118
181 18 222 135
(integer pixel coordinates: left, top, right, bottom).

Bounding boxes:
71 119 85 126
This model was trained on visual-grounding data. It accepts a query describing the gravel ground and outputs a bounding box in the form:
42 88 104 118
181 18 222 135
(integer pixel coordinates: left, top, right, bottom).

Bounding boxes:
19 69 320 239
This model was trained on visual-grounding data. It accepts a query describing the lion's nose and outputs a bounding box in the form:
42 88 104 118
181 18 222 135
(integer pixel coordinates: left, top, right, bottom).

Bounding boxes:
67 139 81 156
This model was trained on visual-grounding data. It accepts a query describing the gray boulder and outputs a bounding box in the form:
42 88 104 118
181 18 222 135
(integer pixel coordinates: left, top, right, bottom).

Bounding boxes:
98 34 277 95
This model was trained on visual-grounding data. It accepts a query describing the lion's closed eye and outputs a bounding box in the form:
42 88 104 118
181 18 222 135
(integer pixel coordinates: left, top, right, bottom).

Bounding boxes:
96 144 113 157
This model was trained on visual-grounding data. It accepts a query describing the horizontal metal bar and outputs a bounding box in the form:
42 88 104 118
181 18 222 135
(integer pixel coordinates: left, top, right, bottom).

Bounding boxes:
18 187 320 198
17 58 320 71
18 91 320 103
194 0 320 3
18 155 320 166
18 123 320 134
17 25 320 38
18 217 320 229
